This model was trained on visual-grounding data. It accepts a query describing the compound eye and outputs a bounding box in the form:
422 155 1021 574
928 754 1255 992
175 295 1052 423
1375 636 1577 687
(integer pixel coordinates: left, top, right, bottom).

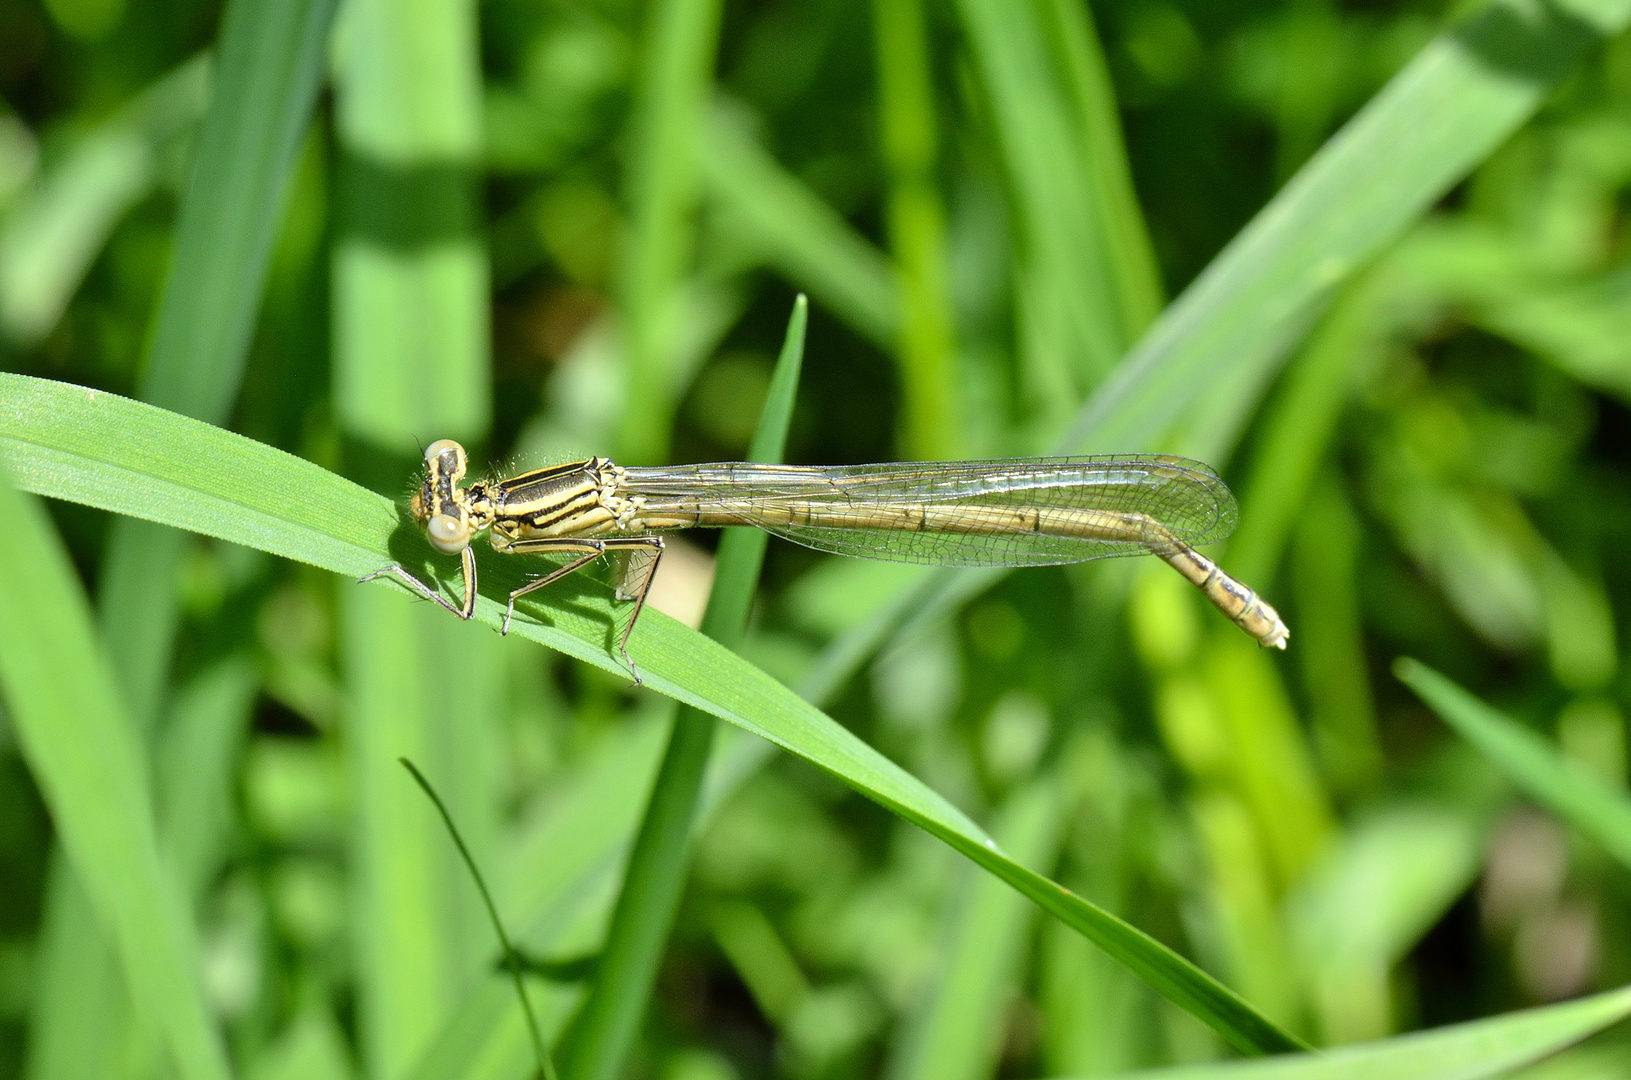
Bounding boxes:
425 438 464 467
426 513 472 553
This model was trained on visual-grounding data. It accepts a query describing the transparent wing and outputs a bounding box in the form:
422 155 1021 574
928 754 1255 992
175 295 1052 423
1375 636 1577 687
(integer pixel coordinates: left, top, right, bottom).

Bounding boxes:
619 455 1238 569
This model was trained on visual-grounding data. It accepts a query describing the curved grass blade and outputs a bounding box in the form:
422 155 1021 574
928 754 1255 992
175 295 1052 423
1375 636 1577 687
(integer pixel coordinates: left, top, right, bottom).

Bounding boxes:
0 371 1301 1055
1396 658 1631 870
0 471 229 1080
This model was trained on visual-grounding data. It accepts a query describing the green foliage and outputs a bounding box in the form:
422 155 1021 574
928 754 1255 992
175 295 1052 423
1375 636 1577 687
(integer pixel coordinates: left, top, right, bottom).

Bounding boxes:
8 0 1631 1079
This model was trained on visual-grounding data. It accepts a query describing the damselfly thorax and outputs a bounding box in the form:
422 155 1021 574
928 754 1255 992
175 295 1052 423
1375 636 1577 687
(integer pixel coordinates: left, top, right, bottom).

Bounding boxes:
364 439 1290 683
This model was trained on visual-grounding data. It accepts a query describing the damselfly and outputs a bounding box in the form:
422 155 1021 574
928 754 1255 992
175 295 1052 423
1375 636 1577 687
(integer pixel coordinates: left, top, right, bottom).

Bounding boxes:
363 440 1289 681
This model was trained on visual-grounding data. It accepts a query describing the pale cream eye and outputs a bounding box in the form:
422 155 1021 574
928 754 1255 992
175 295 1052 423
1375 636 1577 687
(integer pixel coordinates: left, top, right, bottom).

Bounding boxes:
426 513 471 553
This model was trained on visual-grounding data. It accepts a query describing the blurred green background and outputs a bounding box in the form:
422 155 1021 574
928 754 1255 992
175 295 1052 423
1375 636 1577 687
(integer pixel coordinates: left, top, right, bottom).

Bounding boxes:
8 0 1631 1076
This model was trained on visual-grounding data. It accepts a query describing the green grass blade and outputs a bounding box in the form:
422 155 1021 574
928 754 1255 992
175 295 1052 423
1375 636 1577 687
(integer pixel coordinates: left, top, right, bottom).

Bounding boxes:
560 297 806 1080
1222 277 1379 590
330 0 489 449
0 371 1301 1054
140 0 339 425
1034 0 1162 340
1396 658 1631 869
0 473 229 1080
888 777 1065 1080
1061 0 1631 457
617 0 726 463
1091 982 1631 1080
873 0 959 458
701 105 898 349
954 0 1120 398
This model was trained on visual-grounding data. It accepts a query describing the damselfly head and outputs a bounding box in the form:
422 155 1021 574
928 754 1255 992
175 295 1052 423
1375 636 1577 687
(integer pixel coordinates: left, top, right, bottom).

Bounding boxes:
417 439 477 554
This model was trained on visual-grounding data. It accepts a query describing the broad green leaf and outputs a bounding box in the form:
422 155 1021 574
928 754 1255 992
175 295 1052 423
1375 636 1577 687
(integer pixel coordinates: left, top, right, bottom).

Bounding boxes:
1092 982 1631 1080
1396 659 1631 870
0 472 229 1080
0 372 1302 1055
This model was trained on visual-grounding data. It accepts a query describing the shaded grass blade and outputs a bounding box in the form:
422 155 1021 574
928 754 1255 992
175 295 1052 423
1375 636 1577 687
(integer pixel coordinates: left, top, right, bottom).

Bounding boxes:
0 472 229 1080
560 297 807 1080
1035 0 1162 341
702 105 898 349
1396 658 1631 870
1092 982 1631 1080
0 371 1301 1054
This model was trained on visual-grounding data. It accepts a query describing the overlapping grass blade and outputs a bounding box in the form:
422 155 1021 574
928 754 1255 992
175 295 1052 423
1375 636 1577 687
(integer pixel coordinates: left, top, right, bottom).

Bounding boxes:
1396 659 1631 870
0 372 1302 1054
560 297 807 1080
101 0 338 728
0 472 229 1080
1092 982 1631 1080
806 0 1631 708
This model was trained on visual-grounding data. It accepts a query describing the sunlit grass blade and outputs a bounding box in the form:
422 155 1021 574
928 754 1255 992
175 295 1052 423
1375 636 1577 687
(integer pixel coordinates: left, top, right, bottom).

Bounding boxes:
0 472 229 1080
1092 981 1631 1080
1396 658 1631 870
0 371 1300 1054
331 0 495 1070
560 297 806 1080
